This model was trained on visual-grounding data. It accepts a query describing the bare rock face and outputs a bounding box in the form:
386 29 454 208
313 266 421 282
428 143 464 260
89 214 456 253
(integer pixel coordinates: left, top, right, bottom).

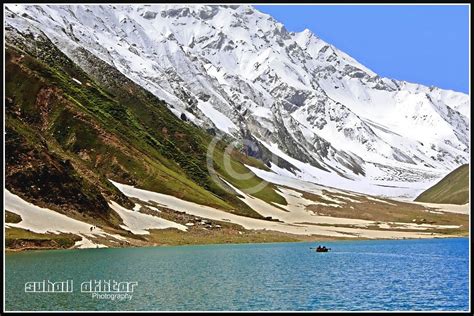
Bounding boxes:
142 11 157 19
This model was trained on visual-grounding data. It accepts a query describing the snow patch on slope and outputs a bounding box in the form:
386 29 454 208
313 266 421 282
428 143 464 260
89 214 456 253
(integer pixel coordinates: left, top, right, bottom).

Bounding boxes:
109 201 187 234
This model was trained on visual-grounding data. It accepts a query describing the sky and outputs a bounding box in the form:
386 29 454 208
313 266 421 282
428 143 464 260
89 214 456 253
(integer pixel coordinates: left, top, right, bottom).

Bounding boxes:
255 5 469 94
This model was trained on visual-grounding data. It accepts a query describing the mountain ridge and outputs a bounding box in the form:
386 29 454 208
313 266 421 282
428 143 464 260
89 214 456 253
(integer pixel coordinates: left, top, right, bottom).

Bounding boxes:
5 4 469 199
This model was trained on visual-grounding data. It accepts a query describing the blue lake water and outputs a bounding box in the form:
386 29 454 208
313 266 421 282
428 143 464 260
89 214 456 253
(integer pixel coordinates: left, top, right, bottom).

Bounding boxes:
5 238 469 311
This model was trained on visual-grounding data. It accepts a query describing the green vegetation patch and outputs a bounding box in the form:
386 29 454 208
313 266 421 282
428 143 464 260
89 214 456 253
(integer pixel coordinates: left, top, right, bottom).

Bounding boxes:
5 210 22 223
415 164 469 205
212 145 287 206
5 227 81 250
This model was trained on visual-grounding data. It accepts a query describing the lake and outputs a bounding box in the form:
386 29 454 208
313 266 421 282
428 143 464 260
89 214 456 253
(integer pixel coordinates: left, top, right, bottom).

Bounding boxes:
4 238 469 311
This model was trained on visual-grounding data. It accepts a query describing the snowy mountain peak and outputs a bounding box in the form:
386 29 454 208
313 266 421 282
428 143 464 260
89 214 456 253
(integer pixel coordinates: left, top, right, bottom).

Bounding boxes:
4 4 470 198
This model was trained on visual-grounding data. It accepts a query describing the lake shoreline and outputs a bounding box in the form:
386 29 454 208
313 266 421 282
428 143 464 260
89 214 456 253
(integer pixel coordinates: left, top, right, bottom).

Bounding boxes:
5 232 468 254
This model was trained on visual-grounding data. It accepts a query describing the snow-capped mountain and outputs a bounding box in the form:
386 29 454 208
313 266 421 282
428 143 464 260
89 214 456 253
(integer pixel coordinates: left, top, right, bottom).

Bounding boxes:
5 4 470 198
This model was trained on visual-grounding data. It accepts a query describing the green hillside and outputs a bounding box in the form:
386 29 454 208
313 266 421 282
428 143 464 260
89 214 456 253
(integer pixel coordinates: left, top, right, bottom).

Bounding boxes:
5 28 286 228
415 164 469 205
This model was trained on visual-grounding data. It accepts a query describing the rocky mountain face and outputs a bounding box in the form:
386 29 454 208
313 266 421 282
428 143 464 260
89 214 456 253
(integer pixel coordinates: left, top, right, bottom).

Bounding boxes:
4 4 470 198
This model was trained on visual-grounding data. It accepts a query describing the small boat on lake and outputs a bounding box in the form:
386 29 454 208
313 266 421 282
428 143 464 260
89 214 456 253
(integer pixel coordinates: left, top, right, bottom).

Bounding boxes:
313 245 330 252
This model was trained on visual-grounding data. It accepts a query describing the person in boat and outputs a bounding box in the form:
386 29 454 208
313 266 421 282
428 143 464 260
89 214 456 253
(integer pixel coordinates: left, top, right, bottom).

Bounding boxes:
315 245 329 252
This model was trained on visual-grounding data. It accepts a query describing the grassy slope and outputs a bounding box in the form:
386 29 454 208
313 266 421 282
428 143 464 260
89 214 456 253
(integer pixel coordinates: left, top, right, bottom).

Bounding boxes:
415 164 469 205
5 30 285 224
5 227 81 250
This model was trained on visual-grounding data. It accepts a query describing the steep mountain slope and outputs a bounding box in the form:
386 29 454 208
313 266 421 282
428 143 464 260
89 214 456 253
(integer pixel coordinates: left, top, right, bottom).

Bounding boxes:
4 4 469 199
415 164 469 205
